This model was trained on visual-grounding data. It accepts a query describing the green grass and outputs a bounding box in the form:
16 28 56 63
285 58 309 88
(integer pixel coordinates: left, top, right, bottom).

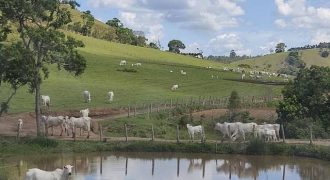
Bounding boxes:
0 32 284 113
231 49 330 72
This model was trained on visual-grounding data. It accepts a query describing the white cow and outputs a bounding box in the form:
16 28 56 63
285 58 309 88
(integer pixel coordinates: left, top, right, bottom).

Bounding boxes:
41 95 50 107
171 84 179 91
83 90 91 103
238 122 258 140
41 115 66 136
119 60 127 66
186 124 204 142
215 122 244 141
257 128 277 142
257 123 280 140
25 165 73 180
241 73 246 80
18 119 23 132
80 108 89 117
135 63 142 66
66 116 91 138
108 91 114 102
180 70 187 75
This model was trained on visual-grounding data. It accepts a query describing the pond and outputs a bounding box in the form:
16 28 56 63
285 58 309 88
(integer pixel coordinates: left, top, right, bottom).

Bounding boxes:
0 152 329 180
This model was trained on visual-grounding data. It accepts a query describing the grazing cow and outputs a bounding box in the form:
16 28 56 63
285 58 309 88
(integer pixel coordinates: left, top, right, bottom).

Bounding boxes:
241 73 246 80
25 165 73 180
83 90 91 103
108 91 114 102
18 119 23 130
41 95 50 107
215 122 243 141
80 108 89 117
170 70 173 73
257 123 280 140
180 70 187 75
186 124 204 142
171 84 179 91
119 60 127 66
66 117 91 138
41 115 66 136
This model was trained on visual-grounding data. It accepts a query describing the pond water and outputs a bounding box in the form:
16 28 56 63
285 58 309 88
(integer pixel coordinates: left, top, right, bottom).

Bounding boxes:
0 152 329 180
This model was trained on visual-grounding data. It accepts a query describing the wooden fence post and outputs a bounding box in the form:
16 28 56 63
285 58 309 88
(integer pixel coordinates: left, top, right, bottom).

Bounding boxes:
170 99 173 109
128 105 130 118
16 123 21 141
281 124 286 143
99 123 103 142
176 125 180 143
125 124 128 142
73 127 76 142
134 105 136 117
151 125 155 141
309 125 313 145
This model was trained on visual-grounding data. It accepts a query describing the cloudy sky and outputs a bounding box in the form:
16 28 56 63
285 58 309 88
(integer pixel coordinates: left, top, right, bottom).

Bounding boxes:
76 0 330 56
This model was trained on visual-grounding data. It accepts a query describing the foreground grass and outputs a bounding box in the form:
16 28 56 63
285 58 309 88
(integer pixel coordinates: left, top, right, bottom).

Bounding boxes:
0 137 329 161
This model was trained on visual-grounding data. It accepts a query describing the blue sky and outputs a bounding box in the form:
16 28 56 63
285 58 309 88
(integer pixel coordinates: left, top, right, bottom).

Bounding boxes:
76 0 330 56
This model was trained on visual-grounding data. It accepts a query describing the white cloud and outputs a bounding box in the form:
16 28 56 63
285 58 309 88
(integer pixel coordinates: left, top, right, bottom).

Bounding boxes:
181 42 201 53
274 19 287 28
311 30 330 44
208 33 251 55
274 0 330 29
119 11 164 42
87 0 245 32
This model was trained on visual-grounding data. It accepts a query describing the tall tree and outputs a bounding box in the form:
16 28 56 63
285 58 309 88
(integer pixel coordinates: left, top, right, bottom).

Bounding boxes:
80 10 95 36
228 91 241 120
230 50 236 58
168 40 185 53
277 66 330 137
106 18 123 28
0 0 86 136
275 43 286 53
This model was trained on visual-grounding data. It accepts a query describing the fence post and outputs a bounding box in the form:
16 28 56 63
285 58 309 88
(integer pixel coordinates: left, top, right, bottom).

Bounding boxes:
148 104 150 119
281 124 286 143
99 123 103 142
151 125 155 141
176 125 180 143
73 127 76 142
309 125 313 145
150 103 153 113
170 99 173 109
16 123 21 141
134 105 136 117
128 105 130 118
125 124 128 142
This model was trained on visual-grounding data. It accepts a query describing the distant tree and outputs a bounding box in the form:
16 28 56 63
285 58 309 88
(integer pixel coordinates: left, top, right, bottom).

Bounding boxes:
80 10 95 36
321 50 329 58
106 18 123 28
286 51 305 68
0 0 86 136
228 91 241 120
230 50 236 58
168 40 185 53
275 43 286 53
149 42 159 49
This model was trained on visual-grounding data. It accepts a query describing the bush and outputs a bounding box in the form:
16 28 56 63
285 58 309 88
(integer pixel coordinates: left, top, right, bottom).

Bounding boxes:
245 138 266 155
238 64 251 68
320 51 329 58
116 68 137 73
26 137 58 148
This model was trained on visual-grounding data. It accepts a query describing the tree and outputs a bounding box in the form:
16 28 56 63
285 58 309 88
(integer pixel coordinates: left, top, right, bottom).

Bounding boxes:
0 0 86 136
168 40 185 53
80 10 95 36
275 43 286 53
106 18 123 28
230 50 236 58
320 50 329 58
228 91 241 120
149 42 159 49
277 66 330 138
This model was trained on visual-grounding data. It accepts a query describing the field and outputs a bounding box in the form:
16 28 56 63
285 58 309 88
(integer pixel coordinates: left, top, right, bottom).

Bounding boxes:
0 32 283 114
230 49 330 72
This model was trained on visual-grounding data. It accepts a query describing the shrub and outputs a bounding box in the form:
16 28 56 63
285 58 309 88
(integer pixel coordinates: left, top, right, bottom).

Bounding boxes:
245 138 266 155
116 68 137 73
238 64 251 68
320 51 329 58
26 137 58 148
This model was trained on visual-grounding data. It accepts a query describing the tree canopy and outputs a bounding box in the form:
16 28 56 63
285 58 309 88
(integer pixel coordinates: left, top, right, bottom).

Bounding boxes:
168 40 185 53
275 43 286 53
0 0 86 136
277 66 330 138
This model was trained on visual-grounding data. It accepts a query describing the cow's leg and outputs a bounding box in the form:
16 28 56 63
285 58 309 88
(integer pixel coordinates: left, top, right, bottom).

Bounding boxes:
51 126 54 136
87 130 90 139
60 125 63 136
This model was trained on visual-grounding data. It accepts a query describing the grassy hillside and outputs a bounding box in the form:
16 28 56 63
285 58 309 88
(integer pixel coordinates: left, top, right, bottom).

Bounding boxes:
0 31 283 113
231 49 330 72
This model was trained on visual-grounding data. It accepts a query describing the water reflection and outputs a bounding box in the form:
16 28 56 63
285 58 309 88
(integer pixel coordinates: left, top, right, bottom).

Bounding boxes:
1 152 329 180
